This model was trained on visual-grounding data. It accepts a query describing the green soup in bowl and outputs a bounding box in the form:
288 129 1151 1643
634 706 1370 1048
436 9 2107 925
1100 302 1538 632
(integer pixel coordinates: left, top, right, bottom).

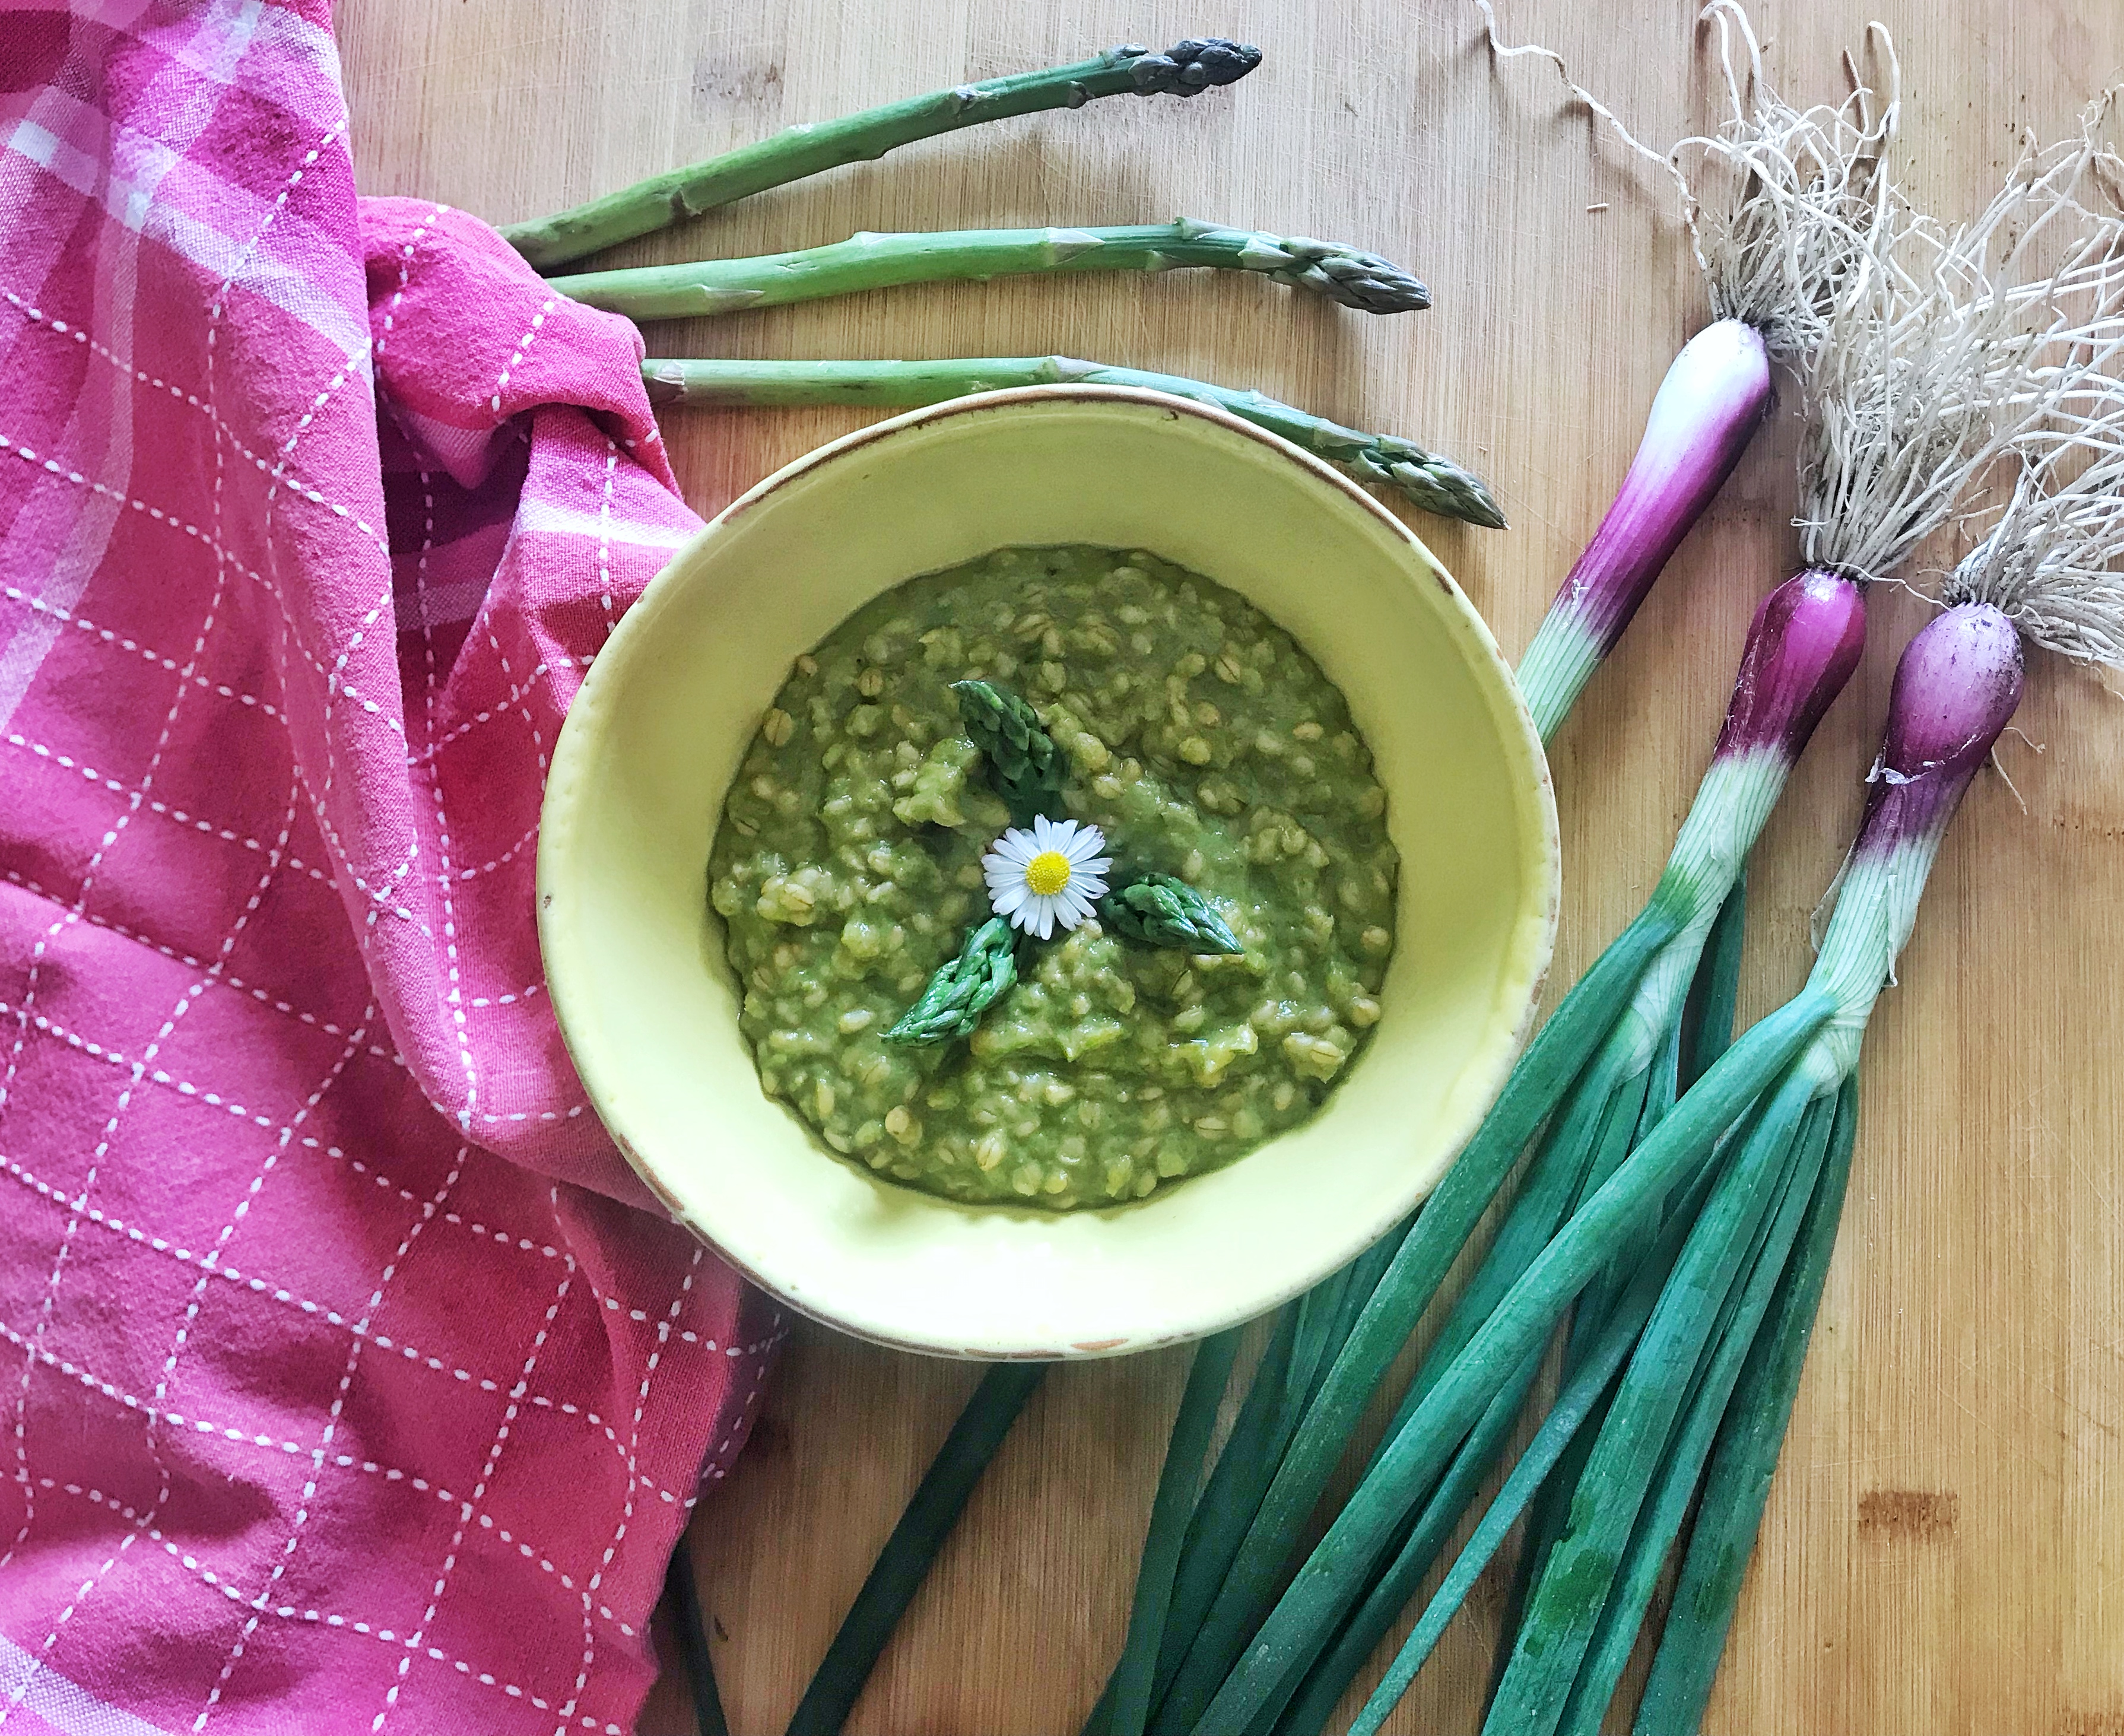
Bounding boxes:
538 386 1557 1358
709 542 1404 1210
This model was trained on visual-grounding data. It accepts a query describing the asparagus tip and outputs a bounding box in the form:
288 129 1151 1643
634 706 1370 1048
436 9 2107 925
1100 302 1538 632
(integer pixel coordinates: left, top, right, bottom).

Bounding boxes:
1458 483 1509 531
1285 239 1431 314
1385 453 1507 529
1126 39 1263 96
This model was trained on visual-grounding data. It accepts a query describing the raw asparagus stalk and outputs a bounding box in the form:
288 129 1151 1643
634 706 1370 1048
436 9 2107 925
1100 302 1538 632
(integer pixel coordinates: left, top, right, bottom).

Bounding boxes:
1098 875 1242 955
882 918 1017 1045
952 678 1068 827
501 40 1262 271
553 221 1430 319
642 356 1507 529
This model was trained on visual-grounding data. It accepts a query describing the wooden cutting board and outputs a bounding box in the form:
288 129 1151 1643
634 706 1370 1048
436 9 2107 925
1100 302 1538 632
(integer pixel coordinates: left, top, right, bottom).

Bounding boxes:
339 2 2124 1729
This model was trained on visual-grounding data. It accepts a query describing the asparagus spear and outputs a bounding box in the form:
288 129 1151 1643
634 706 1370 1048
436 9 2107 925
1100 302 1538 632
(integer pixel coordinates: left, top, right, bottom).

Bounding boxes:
641 357 1507 529
882 918 1018 1045
501 41 1262 272
951 679 1069 829
551 221 1431 319
1098 874 1243 955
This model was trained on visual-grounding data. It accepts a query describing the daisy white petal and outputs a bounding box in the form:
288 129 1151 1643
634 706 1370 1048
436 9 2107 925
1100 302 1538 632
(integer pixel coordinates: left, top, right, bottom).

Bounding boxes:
982 819 1112 937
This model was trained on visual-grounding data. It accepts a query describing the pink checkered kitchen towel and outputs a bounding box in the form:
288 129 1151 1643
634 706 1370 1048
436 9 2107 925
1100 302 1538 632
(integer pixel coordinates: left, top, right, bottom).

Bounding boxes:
0 5 785 1732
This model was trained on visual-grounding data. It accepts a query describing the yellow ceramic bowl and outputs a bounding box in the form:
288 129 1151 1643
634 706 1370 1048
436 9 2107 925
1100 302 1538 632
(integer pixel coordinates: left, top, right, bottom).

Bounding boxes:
538 386 1557 1358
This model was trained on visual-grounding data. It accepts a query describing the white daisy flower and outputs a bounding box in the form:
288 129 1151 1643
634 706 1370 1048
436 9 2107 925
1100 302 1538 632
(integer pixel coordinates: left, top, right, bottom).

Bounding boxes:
981 816 1112 940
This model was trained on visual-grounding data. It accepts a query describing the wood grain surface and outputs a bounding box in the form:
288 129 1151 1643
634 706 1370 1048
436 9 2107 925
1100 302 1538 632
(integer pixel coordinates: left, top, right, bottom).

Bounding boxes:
338 3 2124 1731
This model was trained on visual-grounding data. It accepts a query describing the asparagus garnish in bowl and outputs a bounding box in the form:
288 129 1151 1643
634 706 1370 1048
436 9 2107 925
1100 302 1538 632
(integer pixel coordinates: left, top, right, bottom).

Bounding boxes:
551 220 1431 319
951 678 1070 828
1098 875 1243 956
643 356 1507 529
501 40 1262 271
881 918 1020 1046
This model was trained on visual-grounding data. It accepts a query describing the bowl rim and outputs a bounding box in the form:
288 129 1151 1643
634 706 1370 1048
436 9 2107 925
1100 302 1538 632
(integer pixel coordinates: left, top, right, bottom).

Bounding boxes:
538 382 1560 1356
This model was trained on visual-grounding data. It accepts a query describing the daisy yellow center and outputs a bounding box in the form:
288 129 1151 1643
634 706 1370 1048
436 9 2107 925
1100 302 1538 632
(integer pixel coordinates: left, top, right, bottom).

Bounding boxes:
1024 850 1073 897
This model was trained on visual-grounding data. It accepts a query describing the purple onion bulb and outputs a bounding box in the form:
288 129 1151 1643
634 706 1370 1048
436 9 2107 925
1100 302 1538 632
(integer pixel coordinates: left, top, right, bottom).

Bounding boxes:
1857 603 2026 850
1712 569 1868 764
1551 318 1772 658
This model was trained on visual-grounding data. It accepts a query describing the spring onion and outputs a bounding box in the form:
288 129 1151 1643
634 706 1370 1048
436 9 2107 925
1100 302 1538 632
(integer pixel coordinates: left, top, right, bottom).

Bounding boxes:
1514 319 1771 741
1185 566 1863 1730
785 1362 1045 1736
665 1532 731 1736
1557 1080 1851 1736
1483 1079 1836 1734
1631 1078 1859 1732
1159 31 2124 1736
1108 1328 1243 1736
1169 518 1863 1736
1089 20 1901 1728
1082 1238 1404 1736
1341 1149 1733 1736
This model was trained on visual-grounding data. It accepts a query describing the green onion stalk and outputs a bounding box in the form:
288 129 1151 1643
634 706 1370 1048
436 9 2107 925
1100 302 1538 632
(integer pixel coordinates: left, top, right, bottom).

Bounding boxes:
1338 123 2124 1736
784 1363 1047 1736
553 220 1430 319
500 40 1261 271
1500 120 2124 1709
1485 141 2124 1736
642 356 1506 529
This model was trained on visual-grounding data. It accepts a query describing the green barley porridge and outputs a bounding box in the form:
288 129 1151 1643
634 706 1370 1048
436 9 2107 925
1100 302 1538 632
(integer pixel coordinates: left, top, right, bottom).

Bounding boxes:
706 545 1399 1209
